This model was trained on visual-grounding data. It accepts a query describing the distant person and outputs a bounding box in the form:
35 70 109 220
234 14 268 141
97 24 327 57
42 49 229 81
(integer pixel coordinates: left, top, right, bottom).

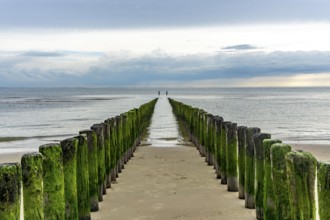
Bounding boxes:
166 91 168 96
158 91 160 96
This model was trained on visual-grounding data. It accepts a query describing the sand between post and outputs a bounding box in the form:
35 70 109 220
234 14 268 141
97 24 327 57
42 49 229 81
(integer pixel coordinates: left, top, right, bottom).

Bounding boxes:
91 145 255 220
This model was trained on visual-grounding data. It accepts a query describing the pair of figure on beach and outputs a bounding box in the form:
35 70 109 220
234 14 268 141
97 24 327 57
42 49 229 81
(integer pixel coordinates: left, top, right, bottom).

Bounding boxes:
158 91 168 95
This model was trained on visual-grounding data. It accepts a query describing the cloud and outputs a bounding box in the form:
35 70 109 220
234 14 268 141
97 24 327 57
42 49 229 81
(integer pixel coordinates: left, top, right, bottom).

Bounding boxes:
2 49 330 87
0 50 99 86
77 50 330 86
20 51 65 57
222 44 259 51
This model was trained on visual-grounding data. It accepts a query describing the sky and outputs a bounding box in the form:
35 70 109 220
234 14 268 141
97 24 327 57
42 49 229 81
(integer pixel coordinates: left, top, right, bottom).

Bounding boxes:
1 0 330 87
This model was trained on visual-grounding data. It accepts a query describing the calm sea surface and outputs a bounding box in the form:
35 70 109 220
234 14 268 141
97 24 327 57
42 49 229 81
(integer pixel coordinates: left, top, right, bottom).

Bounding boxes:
0 87 329 153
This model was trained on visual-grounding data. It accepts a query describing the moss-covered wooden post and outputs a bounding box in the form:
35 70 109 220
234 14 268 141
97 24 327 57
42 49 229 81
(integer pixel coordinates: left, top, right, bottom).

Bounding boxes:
199 110 206 157
220 121 231 184
110 118 118 182
214 116 223 179
227 122 238 192
210 116 216 169
271 143 291 220
205 113 214 166
61 138 79 220
91 123 106 201
75 135 91 220
245 127 260 208
254 133 271 219
0 163 21 220
263 139 282 220
237 126 247 199
286 151 317 220
79 130 99 212
318 161 330 220
116 116 123 174
121 113 128 165
21 153 43 220
39 143 65 220
104 119 111 188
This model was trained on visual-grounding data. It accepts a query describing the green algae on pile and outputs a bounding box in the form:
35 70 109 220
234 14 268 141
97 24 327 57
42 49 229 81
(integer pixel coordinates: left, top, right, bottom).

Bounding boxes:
271 143 291 220
103 119 112 188
317 161 330 220
214 116 223 179
39 143 65 220
244 127 260 209
254 133 271 220
206 114 214 166
91 123 106 201
262 139 282 220
286 151 317 220
226 123 238 192
220 121 231 185
21 153 43 220
61 138 79 220
198 110 206 157
79 130 99 212
75 135 91 220
110 118 118 182
0 163 21 220
116 116 123 174
204 113 212 166
237 126 247 199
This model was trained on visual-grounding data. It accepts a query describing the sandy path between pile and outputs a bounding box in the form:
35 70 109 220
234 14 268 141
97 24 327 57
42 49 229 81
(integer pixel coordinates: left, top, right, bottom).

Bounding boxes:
92 145 255 220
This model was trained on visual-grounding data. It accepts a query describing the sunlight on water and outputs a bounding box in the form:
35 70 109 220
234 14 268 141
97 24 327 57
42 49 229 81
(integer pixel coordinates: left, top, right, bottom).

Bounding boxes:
146 96 182 147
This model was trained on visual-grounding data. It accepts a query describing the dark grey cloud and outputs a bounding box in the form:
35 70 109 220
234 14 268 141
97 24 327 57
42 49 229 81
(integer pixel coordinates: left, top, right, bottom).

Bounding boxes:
2 50 330 87
222 44 259 51
0 0 330 28
73 50 330 86
20 51 64 57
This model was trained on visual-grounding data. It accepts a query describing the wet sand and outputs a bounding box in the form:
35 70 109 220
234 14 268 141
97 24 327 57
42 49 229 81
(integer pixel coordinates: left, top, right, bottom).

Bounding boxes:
0 152 26 163
291 144 330 162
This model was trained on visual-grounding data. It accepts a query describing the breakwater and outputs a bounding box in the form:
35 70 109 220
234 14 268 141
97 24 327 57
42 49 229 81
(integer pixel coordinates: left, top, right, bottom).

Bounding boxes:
0 98 157 220
169 98 330 220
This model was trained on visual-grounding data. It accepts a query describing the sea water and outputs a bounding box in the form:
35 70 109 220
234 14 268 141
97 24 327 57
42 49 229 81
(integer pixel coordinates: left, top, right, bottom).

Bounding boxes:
0 87 330 153
0 87 155 153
